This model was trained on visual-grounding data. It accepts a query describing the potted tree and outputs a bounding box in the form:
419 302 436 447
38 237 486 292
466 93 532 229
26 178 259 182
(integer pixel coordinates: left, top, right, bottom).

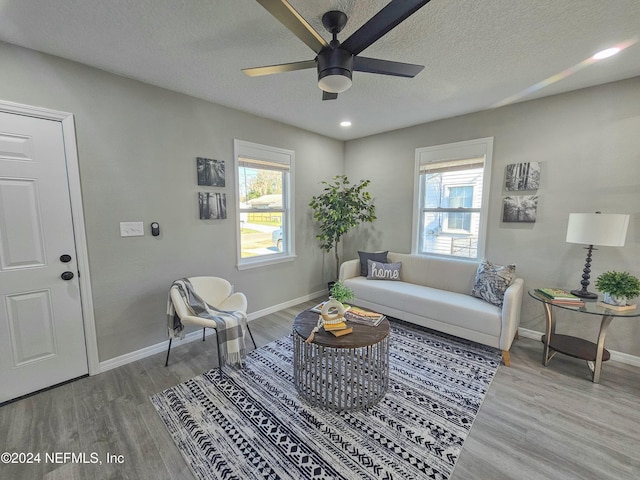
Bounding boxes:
309 175 376 284
595 271 640 306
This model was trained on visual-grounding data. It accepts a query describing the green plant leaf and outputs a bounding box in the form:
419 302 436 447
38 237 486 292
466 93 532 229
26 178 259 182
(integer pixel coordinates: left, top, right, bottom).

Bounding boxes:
595 271 640 298
309 175 376 279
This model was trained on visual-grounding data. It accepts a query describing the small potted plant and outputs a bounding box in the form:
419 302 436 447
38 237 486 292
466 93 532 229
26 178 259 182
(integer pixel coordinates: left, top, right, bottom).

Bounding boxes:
329 281 355 305
595 271 640 306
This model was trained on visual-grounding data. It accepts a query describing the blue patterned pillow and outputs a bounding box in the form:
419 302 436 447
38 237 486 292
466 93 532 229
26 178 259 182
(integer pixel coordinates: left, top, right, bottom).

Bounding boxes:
471 260 516 306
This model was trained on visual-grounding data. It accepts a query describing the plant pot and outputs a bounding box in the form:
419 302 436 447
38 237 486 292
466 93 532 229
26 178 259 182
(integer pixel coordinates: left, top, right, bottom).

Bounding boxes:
603 292 628 306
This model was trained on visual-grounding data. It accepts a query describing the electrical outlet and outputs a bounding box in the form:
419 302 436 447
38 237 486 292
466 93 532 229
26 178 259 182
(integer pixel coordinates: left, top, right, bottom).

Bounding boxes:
120 221 144 237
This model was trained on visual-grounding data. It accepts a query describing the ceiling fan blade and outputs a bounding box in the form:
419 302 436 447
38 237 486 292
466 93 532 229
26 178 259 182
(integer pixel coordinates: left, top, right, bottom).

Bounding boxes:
341 0 432 55
243 60 316 77
354 56 424 78
255 0 328 53
322 91 338 101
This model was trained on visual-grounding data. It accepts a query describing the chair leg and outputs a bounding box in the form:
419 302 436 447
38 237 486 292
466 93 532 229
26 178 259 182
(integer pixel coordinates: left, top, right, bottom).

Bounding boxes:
246 322 257 350
214 330 223 371
164 338 172 367
202 327 206 341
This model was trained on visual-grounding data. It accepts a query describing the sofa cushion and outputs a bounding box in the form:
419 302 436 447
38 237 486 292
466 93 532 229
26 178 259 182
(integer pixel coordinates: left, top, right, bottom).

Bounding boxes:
471 260 516 307
358 251 388 276
387 253 478 294
403 285 502 337
367 260 401 280
344 276 502 336
344 276 409 312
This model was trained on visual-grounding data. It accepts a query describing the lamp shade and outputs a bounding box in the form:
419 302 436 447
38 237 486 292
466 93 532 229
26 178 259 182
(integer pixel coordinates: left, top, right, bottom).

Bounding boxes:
566 213 630 247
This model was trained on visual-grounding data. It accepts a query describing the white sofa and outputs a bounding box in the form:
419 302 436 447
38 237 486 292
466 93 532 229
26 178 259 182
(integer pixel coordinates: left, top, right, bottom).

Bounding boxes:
339 252 524 365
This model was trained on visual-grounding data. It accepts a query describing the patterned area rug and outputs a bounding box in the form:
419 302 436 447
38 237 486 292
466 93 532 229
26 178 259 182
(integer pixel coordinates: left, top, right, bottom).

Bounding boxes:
151 320 501 480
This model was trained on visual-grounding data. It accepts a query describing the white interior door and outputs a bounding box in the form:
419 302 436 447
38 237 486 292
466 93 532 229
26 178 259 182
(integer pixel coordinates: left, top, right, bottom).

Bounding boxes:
0 111 88 403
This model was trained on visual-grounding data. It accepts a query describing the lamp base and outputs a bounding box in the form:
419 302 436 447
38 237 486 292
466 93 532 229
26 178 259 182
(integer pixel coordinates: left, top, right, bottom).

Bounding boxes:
570 289 597 299
571 244 598 300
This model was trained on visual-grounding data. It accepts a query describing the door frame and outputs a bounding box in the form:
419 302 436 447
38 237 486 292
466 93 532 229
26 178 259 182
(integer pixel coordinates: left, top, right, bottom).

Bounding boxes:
0 99 100 376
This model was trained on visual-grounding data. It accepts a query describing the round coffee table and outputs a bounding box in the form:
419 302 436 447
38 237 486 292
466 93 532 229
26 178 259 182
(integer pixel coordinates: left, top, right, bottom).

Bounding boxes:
292 309 390 411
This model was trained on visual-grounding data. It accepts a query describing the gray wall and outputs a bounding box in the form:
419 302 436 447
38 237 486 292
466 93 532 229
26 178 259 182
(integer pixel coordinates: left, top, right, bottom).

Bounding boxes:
344 77 640 356
0 42 343 361
2 40 639 361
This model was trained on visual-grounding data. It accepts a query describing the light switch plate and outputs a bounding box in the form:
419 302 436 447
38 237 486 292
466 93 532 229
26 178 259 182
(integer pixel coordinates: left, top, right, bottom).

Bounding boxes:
120 221 144 237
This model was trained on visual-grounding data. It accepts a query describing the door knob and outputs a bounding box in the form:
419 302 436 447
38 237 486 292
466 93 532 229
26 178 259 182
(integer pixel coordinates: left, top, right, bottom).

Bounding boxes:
60 254 72 263
61 271 74 281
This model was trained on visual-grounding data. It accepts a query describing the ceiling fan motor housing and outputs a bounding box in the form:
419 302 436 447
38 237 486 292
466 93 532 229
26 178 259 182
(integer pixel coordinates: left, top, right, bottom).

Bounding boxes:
317 47 354 91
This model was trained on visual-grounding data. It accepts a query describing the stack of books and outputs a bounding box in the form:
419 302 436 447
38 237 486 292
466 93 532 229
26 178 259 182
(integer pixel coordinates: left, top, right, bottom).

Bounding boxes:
323 320 353 337
344 306 386 327
535 288 585 306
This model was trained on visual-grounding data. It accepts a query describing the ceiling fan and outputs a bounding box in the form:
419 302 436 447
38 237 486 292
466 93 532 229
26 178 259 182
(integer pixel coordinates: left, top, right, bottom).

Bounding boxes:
243 0 432 100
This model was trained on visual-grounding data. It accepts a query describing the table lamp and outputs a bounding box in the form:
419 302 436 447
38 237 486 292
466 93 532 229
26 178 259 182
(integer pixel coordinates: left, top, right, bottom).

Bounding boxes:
566 212 630 298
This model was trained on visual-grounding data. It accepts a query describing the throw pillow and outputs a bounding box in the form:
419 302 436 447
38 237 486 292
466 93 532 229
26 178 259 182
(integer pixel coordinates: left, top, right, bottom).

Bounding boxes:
471 260 516 307
358 250 388 276
367 260 402 281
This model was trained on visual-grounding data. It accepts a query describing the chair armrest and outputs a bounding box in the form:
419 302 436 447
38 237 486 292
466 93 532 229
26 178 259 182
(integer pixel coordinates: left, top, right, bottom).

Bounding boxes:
339 259 361 282
170 286 193 320
499 277 524 351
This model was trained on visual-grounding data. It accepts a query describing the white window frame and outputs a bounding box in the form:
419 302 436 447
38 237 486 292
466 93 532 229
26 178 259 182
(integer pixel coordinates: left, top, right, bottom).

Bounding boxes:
234 139 295 270
411 137 493 260
443 184 474 233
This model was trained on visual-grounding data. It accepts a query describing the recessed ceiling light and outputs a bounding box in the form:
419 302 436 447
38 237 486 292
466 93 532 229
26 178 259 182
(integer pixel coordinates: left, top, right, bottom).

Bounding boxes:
592 47 621 60
340 121 352 127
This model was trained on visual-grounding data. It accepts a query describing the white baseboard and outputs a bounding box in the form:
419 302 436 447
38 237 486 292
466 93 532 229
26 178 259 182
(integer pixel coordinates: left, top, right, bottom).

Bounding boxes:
517 327 640 368
100 305 640 373
99 289 326 373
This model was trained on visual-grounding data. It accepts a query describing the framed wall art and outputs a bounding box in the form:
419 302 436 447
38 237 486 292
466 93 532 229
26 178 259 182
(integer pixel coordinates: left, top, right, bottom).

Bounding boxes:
197 157 225 187
505 162 540 191
503 195 538 223
199 192 227 219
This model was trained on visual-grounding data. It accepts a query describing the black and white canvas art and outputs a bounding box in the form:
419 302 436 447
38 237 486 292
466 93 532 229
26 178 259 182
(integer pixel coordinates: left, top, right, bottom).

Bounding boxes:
197 157 225 187
503 195 538 223
199 192 227 219
505 162 540 191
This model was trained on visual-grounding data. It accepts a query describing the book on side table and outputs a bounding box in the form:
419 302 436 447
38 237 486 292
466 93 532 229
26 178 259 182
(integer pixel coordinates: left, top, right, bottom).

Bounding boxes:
535 288 585 305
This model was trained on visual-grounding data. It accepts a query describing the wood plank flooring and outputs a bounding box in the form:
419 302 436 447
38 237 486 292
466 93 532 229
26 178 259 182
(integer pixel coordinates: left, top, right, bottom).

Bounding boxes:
1 298 638 480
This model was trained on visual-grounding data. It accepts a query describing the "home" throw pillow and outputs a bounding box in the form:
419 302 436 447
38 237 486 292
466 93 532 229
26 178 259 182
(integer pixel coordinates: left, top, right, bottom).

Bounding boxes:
367 260 402 280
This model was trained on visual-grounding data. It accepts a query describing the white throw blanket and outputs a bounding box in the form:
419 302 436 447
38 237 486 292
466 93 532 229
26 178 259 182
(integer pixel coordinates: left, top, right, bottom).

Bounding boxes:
167 278 247 367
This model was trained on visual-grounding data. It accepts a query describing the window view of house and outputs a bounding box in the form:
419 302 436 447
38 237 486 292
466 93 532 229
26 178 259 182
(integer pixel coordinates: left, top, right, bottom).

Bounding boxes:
414 138 493 260
419 159 484 258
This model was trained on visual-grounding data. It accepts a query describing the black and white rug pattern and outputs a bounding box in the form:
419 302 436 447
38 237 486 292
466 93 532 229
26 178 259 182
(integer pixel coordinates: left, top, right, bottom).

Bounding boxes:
151 321 501 480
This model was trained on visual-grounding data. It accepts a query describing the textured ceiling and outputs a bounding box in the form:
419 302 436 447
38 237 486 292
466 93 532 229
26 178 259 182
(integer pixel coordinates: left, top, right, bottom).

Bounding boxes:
0 0 639 140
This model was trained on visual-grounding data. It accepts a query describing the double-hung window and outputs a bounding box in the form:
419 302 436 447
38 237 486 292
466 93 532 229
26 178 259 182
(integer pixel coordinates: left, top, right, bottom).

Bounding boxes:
412 138 493 260
234 140 295 269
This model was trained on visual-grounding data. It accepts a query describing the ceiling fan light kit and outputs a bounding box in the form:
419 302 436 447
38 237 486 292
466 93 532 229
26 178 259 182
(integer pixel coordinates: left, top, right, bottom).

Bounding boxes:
317 46 353 93
246 0 431 100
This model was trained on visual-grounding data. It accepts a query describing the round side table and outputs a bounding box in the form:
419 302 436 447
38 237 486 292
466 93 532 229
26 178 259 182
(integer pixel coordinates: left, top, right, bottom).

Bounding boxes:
292 309 390 411
529 289 640 382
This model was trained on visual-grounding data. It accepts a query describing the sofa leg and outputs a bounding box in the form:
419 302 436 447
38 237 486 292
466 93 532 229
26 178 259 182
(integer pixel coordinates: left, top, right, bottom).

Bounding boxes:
502 350 511 367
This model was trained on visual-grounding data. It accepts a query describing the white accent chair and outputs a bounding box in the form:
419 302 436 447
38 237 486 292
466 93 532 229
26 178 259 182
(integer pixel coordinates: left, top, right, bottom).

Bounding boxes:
165 276 256 367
